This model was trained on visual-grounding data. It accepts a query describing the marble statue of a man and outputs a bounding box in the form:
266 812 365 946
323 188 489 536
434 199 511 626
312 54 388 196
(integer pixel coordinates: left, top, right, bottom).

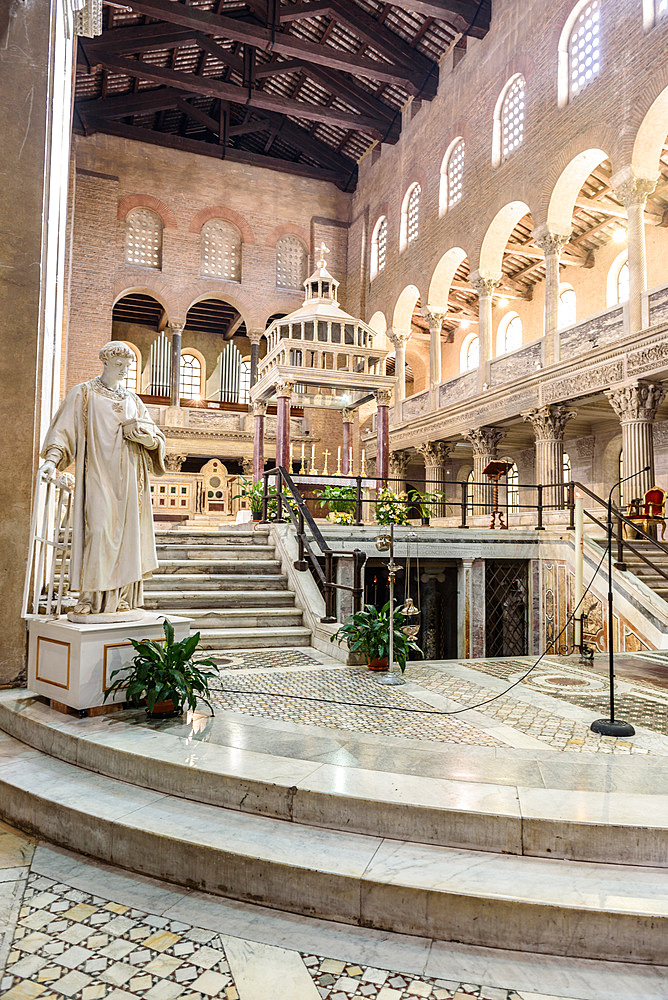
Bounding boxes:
39 341 166 621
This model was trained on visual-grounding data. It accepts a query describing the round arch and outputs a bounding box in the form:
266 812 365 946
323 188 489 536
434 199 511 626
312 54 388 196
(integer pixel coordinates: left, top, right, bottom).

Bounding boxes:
478 201 531 276
546 148 609 233
183 291 252 333
428 248 467 309
368 310 389 351
392 284 420 332
112 285 172 317
632 84 668 179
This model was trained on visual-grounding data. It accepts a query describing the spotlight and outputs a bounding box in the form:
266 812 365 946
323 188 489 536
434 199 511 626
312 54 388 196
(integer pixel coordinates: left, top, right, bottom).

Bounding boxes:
497 297 509 308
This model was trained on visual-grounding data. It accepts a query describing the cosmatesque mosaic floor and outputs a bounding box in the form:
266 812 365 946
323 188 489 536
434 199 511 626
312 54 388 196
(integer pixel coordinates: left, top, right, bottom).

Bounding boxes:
0 822 641 1000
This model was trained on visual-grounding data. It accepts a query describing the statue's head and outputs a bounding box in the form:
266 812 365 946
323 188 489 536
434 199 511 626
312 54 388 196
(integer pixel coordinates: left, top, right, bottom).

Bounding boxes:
99 341 135 380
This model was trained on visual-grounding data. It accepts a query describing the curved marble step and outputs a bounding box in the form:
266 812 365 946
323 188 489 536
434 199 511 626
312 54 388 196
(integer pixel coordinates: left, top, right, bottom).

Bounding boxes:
1 693 667 869
198 626 312 649
0 730 667 964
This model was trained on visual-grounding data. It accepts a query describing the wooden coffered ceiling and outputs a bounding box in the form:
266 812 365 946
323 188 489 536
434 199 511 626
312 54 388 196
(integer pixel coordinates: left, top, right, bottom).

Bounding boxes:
75 0 491 190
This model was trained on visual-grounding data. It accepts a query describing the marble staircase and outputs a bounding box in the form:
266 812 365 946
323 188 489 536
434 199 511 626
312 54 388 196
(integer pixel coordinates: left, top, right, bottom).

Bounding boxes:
1 692 668 965
144 528 311 651
617 540 668 600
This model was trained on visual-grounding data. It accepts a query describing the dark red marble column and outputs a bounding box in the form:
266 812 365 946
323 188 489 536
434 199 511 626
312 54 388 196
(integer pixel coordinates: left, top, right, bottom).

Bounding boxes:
275 381 293 470
376 391 391 483
252 402 266 481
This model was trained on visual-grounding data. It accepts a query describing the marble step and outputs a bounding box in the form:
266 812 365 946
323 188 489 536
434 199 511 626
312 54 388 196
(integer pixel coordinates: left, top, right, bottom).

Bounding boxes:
155 530 270 545
144 573 289 591
157 544 277 560
144 607 303 628
3 693 667 870
144 592 300 613
143 587 295 606
0 734 667 963
155 553 283 571
198 626 312 649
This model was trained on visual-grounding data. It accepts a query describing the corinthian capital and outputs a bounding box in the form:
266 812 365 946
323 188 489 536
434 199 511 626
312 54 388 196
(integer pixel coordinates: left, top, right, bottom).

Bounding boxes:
606 380 666 423
464 426 504 457
253 401 268 417
341 407 355 424
612 169 658 209
469 271 501 299
274 379 294 398
376 389 394 407
416 440 452 468
168 319 186 336
389 450 411 478
422 307 447 337
522 404 576 441
389 327 411 348
248 329 264 346
532 225 571 256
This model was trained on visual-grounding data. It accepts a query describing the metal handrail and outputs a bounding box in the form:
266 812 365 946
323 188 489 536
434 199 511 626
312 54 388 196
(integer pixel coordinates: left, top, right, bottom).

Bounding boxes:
262 466 365 622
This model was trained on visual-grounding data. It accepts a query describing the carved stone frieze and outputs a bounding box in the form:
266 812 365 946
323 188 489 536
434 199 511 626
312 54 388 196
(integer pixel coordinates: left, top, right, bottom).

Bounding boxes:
627 341 668 376
572 436 595 460
464 426 504 457
402 391 430 419
416 440 452 468
522 404 576 441
606 380 666 423
542 360 624 403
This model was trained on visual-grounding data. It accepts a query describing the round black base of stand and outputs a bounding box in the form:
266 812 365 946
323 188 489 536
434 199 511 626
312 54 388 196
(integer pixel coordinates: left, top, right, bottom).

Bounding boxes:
590 718 635 737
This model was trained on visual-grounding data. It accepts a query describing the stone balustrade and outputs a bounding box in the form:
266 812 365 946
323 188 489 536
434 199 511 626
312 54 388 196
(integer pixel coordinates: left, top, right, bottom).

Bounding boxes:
489 339 544 387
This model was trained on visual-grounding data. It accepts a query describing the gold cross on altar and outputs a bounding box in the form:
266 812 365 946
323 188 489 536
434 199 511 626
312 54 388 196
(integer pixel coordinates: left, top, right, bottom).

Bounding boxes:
317 242 330 267
322 448 330 475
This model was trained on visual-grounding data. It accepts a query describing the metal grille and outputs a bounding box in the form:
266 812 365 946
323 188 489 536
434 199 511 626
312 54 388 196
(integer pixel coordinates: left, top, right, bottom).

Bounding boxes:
276 235 308 289
407 183 420 243
447 139 465 210
125 208 162 269
201 220 241 281
501 75 525 160
485 560 529 657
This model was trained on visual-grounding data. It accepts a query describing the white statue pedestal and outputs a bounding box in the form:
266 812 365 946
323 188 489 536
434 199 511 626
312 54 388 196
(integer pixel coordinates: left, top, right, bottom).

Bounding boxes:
27 613 191 713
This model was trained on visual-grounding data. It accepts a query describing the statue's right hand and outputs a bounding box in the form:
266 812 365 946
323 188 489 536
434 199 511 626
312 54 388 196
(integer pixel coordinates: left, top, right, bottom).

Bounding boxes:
39 460 57 482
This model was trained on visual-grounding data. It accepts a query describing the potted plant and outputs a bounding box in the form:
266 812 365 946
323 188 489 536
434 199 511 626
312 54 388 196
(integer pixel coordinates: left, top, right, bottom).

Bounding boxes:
408 487 449 526
233 477 280 521
103 619 219 717
314 484 357 525
374 487 411 527
331 602 423 672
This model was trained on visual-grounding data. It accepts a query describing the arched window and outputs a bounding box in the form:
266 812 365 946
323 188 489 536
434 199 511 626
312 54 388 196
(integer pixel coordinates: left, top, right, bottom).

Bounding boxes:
125 208 162 269
558 285 577 328
607 251 629 306
180 353 202 399
461 332 479 372
568 0 601 100
506 462 520 515
466 469 475 514
400 183 421 251
496 312 523 355
276 235 308 289
200 220 241 281
439 138 465 215
370 216 387 279
493 75 526 165
238 359 251 404
121 343 140 392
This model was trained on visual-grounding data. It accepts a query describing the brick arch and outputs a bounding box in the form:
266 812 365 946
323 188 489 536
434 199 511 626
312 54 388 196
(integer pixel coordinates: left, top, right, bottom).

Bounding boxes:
531 124 617 226
188 205 255 244
629 80 668 178
178 284 257 331
116 194 177 229
265 224 310 249
111 281 179 319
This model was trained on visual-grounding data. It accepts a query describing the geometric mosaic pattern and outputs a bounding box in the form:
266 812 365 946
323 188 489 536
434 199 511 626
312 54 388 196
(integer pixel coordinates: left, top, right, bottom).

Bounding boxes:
209 667 502 746
1 874 237 1000
304 955 525 1000
212 648 320 671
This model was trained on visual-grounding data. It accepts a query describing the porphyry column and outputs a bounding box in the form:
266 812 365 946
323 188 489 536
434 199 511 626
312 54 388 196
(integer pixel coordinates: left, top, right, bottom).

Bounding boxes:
464 426 504 515
417 441 452 515
523 404 576 508
252 401 267 481
342 407 354 474
375 389 392 483
469 273 500 391
532 227 571 364
613 170 657 334
606 380 666 502
274 380 294 472
169 320 185 406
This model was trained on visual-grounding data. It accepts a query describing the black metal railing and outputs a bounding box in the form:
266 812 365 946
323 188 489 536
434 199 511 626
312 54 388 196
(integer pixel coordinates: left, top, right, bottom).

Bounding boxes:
262 466 365 623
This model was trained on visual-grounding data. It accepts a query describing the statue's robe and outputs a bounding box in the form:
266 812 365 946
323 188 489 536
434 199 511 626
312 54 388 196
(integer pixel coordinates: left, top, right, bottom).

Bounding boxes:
41 379 166 609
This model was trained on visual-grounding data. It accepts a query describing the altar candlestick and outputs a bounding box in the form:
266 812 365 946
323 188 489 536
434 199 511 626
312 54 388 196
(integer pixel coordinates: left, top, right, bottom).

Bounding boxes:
323 449 330 475
361 449 367 477
289 443 293 472
349 446 353 475
300 443 306 475
336 446 342 476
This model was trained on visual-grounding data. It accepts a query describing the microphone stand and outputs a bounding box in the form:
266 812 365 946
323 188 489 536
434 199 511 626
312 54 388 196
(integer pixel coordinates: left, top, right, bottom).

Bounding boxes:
590 466 650 738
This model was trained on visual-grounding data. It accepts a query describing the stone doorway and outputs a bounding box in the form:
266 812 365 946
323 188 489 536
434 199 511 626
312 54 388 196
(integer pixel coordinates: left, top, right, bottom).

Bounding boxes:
485 560 529 657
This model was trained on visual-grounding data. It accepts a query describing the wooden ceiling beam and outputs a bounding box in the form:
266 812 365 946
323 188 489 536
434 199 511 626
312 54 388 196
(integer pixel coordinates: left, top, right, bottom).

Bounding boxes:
384 0 490 38
124 0 430 92
87 52 389 136
77 88 183 118
174 96 220 135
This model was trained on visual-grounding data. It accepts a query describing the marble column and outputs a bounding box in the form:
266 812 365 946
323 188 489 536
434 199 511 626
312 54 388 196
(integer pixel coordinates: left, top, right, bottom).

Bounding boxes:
532 227 571 364
389 327 411 402
522 404 576 508
469 272 500 390
613 170 657 334
248 330 263 388
252 401 267 482
606 380 666 502
376 389 392 483
423 308 445 406
342 407 354 474
464 426 504 515
169 320 185 406
274 380 293 471
417 441 452 515
389 449 411 493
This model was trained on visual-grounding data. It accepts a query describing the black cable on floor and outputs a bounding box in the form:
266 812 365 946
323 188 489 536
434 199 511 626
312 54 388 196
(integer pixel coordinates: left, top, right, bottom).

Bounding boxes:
210 542 609 719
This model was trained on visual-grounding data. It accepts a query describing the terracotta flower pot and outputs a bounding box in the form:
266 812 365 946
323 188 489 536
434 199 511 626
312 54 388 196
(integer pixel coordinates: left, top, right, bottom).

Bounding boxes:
148 698 181 718
367 656 389 672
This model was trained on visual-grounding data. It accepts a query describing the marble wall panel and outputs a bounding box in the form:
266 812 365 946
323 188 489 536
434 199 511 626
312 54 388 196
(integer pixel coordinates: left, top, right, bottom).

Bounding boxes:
489 342 543 388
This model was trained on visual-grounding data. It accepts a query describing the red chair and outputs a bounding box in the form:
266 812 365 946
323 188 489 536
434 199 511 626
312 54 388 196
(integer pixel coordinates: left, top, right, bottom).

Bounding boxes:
625 486 666 539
